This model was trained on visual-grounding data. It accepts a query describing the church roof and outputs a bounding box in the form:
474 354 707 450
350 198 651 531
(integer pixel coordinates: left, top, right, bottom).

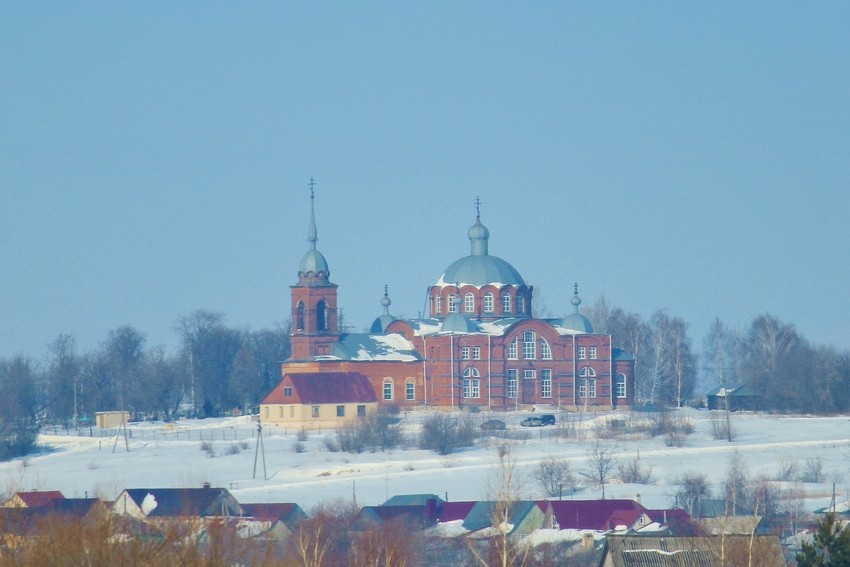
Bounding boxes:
434 212 526 288
333 333 422 362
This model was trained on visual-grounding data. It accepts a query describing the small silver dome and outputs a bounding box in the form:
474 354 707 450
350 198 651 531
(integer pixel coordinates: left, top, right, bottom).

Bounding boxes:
561 312 594 333
299 248 329 276
440 312 479 333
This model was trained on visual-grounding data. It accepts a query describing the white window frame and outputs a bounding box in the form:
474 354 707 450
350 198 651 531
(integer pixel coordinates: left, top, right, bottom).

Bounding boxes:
616 374 627 399
541 369 552 398
472 346 481 360
540 338 552 360
517 294 525 314
523 369 535 380
577 346 586 360
507 369 518 399
502 294 511 315
464 292 475 313
461 346 470 360
507 337 518 360
589 346 597 360
434 295 442 315
406 379 415 401
448 293 457 313
382 379 393 401
483 292 494 313
522 331 536 359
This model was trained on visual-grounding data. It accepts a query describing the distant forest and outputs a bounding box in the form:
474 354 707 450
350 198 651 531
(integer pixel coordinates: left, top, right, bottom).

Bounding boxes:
2 301 849 460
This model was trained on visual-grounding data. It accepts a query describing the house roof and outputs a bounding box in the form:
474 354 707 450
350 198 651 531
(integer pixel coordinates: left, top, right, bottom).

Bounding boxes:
240 503 304 524
463 500 539 533
706 384 758 398
262 372 378 405
383 494 444 507
354 505 436 529
542 499 647 531
40 498 105 518
7 490 65 508
603 534 785 567
333 333 422 362
644 508 692 527
437 501 477 523
121 487 239 517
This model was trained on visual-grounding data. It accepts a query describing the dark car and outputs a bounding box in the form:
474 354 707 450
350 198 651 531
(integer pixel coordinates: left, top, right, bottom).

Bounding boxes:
480 419 507 431
521 414 556 427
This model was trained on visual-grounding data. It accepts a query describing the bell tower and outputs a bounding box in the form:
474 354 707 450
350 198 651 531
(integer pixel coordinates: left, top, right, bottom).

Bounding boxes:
290 179 339 360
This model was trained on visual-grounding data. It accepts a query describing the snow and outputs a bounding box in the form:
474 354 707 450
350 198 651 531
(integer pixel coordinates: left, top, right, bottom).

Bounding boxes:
4 410 850 517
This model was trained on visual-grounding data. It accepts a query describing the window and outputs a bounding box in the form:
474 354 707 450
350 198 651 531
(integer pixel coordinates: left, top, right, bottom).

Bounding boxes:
448 293 458 313
483 292 494 313
588 379 597 398
502 293 511 314
541 369 552 398
577 346 586 359
316 299 327 331
283 387 292 397
507 337 518 360
579 366 597 378
517 293 526 314
290 406 295 417
589 346 597 360
264 407 269 418
357 405 366 417
311 406 320 418
472 346 481 360
463 368 481 399
522 331 536 359
296 301 305 331
406 379 415 401
616 374 627 398
540 338 552 360
279 406 284 417
336 405 345 417
434 295 442 315
523 369 535 380
382 379 393 401
507 369 518 399
464 292 475 313
461 346 470 360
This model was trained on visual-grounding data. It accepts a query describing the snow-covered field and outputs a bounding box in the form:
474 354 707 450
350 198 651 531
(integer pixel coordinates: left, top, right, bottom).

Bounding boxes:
3 409 849 514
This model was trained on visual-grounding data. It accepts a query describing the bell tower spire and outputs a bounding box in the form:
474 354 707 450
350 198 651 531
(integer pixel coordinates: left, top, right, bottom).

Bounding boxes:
290 178 339 361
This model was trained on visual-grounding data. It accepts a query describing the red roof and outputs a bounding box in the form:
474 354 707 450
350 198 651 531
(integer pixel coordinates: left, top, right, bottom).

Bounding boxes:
540 499 647 530
262 372 378 405
437 501 476 523
13 491 65 508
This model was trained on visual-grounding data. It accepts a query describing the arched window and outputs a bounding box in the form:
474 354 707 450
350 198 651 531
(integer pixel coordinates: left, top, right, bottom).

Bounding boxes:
522 331 536 359
579 366 596 399
616 374 627 399
316 299 327 331
507 337 518 360
296 301 305 331
464 292 475 313
540 338 552 360
579 366 596 377
463 367 480 399
448 293 458 313
502 293 512 315
382 378 394 401
483 292 494 313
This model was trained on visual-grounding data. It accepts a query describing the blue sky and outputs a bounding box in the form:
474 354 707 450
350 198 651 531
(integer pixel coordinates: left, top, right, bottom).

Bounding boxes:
2 3 848 359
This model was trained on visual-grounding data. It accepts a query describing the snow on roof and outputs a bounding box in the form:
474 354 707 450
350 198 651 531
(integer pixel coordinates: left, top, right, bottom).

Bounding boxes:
428 519 468 537
335 333 422 362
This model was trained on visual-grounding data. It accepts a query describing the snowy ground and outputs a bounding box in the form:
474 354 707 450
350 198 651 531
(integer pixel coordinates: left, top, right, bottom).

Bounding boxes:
3 409 849 515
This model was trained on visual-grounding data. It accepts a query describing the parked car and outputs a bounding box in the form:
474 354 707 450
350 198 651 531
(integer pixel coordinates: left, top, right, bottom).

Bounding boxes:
480 419 506 431
520 414 556 427
520 417 544 427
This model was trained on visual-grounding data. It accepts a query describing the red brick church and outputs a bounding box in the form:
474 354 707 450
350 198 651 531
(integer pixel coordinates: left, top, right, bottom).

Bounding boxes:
261 190 634 422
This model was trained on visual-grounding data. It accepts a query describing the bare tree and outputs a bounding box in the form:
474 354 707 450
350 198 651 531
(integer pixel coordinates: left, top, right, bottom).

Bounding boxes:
724 450 751 515
674 472 711 518
534 456 576 498
582 440 618 499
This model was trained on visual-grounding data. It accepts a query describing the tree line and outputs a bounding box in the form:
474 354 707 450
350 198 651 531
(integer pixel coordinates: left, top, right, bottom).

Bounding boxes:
2 300 849 460
0 310 290 458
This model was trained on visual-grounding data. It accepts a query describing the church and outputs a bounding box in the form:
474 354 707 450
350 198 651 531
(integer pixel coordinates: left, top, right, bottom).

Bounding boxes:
260 190 634 426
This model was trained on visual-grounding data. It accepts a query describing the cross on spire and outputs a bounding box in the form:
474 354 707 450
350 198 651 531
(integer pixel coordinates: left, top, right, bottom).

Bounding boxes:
308 177 316 198
574 282 579 295
475 196 481 219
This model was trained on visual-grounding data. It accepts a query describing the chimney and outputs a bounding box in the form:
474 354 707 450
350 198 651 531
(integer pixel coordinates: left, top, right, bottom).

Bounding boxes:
203 482 211 489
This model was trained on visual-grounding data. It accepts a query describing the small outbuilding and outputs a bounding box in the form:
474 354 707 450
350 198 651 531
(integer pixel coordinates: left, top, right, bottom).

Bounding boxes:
706 384 760 411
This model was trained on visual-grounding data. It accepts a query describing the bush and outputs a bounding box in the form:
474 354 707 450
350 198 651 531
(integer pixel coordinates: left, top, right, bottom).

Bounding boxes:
710 411 736 441
534 456 576 497
419 413 476 455
200 440 215 458
618 457 655 484
0 419 38 461
336 414 402 454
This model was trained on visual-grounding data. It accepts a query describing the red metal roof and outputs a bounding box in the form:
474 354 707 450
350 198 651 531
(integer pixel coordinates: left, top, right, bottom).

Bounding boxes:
13 490 65 508
437 501 476 523
262 372 378 404
540 499 647 530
